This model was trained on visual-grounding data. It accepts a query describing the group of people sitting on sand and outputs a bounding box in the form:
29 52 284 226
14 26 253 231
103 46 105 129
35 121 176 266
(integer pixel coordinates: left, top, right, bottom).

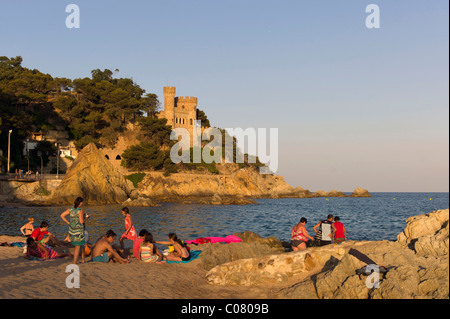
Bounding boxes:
21 197 190 264
20 196 347 262
291 214 347 251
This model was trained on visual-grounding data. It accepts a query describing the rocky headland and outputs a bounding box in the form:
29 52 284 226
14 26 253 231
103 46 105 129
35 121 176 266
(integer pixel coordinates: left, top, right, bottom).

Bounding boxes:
1 143 371 206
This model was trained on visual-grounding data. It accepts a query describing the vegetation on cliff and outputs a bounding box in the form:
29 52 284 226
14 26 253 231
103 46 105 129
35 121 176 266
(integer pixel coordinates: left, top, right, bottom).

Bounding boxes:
0 56 217 174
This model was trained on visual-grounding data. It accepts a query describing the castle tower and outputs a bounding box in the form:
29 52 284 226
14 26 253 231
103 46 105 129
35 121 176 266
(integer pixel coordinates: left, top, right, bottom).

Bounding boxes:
163 86 176 126
175 96 198 129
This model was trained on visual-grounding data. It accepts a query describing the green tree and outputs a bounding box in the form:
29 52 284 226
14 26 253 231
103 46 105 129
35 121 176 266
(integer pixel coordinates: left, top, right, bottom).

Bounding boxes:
121 142 169 171
137 116 173 146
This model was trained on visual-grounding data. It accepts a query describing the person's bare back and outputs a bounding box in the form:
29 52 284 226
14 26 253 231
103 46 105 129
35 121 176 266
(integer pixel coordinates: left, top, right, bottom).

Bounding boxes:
91 230 129 264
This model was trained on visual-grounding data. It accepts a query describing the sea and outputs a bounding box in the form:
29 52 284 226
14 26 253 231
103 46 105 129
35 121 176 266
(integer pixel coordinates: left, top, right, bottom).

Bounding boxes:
0 192 448 244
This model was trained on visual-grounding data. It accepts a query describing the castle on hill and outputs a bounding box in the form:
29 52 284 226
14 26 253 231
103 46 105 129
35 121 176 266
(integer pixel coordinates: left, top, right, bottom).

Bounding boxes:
102 86 206 171
156 86 201 132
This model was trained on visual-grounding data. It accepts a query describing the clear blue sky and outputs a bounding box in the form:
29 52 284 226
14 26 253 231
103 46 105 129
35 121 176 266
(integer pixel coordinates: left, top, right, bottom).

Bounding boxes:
1 0 448 192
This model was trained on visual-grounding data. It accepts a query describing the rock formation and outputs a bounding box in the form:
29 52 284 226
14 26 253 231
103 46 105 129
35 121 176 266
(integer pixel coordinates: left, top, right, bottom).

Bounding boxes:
122 197 160 207
397 208 449 257
349 187 372 197
204 209 449 299
137 168 295 199
135 168 372 202
50 143 134 205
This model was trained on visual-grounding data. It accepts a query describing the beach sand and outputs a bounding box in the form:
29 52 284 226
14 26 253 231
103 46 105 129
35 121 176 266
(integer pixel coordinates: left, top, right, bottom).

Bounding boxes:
0 235 293 299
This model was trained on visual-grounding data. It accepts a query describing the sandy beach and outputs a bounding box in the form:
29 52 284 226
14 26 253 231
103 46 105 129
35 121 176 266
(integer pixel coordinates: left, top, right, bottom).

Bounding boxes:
0 235 296 299
1 209 448 300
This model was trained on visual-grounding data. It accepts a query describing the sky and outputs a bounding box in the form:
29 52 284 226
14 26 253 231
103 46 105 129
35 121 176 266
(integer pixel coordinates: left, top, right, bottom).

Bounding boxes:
0 0 448 192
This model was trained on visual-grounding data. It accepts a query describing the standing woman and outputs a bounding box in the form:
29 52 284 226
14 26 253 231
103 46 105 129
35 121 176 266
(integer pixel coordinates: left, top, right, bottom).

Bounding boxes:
119 207 137 250
61 197 87 264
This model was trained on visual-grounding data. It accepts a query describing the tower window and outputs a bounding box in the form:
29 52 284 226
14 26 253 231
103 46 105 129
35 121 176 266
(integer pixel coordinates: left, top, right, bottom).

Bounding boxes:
116 155 121 160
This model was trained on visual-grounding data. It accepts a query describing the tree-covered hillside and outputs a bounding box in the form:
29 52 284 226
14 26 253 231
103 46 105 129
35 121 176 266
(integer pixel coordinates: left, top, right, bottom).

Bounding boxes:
0 56 262 175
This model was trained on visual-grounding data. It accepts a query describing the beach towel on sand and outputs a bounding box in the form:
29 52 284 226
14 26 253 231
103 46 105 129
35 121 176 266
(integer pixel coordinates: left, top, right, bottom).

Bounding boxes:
166 250 202 264
186 235 242 245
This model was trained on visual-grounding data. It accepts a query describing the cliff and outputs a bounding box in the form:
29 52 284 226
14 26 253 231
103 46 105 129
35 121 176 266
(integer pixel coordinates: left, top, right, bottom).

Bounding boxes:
136 167 294 203
49 143 133 205
135 167 371 203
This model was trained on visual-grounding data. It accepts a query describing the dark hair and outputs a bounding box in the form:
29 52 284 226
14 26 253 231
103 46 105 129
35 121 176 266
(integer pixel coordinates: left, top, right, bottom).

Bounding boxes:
300 217 307 224
334 216 340 221
143 233 154 244
139 229 149 237
122 207 129 215
74 197 83 209
105 229 117 238
26 237 35 246
327 214 334 220
40 221 49 228
168 232 185 246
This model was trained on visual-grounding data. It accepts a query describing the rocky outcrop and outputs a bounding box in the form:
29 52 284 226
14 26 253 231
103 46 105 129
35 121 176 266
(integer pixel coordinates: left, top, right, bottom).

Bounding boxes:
137 168 295 199
122 197 160 207
192 231 285 271
136 169 371 202
396 209 449 257
0 180 61 205
233 230 283 248
312 190 346 197
205 241 351 286
50 143 134 205
205 209 449 299
349 187 372 197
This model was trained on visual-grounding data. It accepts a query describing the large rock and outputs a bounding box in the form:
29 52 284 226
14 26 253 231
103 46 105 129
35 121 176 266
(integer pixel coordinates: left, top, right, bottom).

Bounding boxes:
122 197 160 207
349 187 372 197
206 241 353 286
396 209 449 256
233 230 283 248
51 143 133 205
191 232 284 271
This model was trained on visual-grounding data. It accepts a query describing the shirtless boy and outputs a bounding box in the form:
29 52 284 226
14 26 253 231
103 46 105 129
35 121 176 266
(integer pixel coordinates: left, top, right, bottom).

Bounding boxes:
91 230 129 264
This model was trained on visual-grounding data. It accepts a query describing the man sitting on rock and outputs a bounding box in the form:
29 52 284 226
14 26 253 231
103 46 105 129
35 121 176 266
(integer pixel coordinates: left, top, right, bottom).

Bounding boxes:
313 214 334 246
91 230 129 264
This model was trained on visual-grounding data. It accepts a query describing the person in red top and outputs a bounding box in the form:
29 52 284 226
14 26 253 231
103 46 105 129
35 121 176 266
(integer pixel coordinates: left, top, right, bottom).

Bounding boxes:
30 221 61 246
133 229 149 259
332 216 347 244
120 207 137 250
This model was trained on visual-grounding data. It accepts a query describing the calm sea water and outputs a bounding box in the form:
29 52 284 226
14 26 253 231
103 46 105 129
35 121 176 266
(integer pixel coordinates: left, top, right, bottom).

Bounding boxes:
0 193 448 244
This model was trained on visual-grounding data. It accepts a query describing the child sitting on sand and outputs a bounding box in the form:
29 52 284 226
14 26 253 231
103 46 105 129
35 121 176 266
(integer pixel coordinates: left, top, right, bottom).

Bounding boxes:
156 233 190 262
30 221 62 246
25 237 71 260
139 233 164 263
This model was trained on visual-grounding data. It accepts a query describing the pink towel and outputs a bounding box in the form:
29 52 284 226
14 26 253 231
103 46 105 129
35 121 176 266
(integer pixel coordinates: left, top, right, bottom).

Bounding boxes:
186 235 242 244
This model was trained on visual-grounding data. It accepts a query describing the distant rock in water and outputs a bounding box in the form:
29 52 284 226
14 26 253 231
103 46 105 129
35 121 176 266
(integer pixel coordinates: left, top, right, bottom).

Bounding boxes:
349 187 372 197
51 143 133 205
122 197 160 207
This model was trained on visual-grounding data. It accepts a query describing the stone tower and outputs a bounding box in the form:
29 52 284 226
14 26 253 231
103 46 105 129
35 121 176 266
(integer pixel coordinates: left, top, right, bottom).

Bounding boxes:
162 86 176 126
158 86 199 132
